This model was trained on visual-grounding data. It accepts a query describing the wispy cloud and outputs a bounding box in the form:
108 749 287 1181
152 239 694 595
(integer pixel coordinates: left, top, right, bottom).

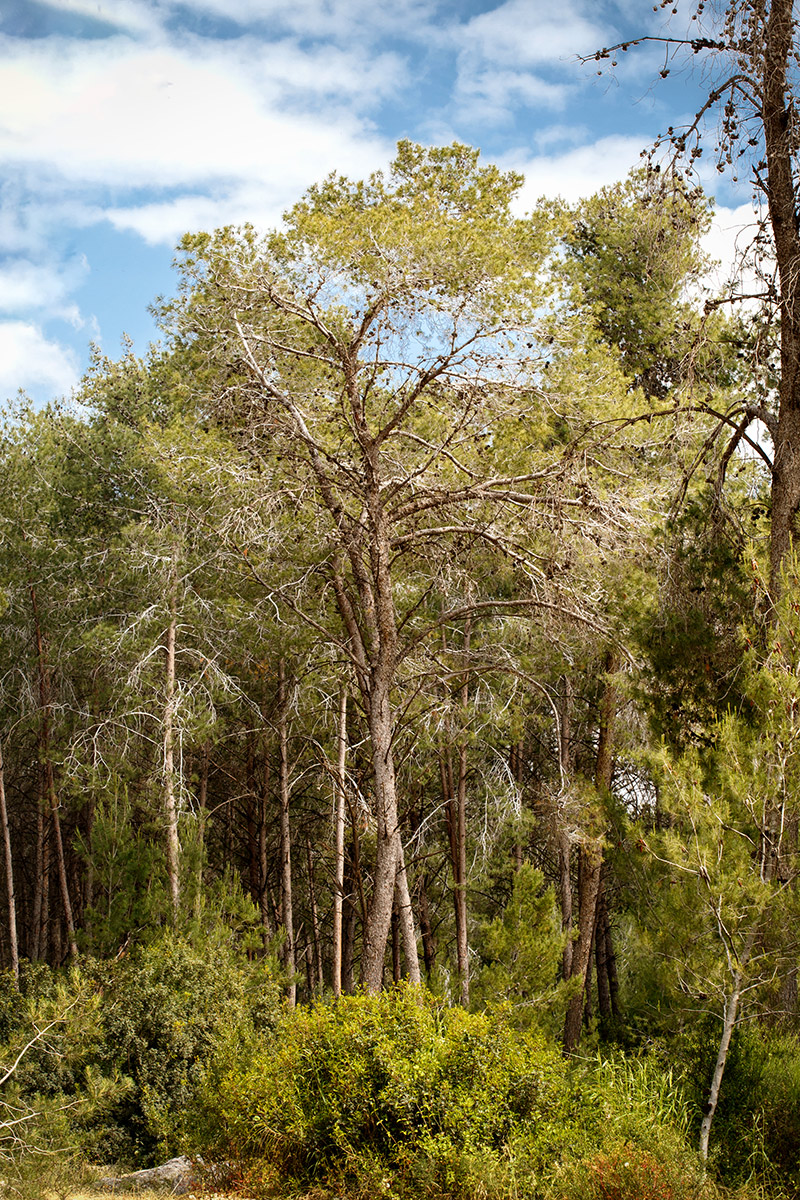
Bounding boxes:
0 33 398 187
0 322 80 402
508 134 649 207
0 258 88 325
452 0 611 123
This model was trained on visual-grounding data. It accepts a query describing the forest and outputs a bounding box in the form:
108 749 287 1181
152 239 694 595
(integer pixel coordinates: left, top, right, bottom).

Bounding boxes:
3 3 800 1199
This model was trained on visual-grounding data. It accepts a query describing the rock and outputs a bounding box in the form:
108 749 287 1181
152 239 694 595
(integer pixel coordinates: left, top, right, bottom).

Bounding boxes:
98 1156 195 1193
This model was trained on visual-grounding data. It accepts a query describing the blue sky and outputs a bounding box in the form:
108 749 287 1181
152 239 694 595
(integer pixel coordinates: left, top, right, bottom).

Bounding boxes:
0 0 754 405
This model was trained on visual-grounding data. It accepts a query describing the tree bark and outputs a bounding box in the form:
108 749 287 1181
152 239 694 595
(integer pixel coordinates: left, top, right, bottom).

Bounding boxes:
305 835 323 995
563 841 603 1051
163 566 181 918
557 678 574 981
360 680 403 991
259 748 273 941
30 579 77 960
762 0 800 597
395 836 422 984
454 619 471 1005
563 655 617 1052
0 739 19 985
332 687 347 996
278 659 296 1006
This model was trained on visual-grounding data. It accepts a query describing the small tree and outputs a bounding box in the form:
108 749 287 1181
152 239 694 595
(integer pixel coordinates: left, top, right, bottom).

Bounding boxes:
652 560 800 1160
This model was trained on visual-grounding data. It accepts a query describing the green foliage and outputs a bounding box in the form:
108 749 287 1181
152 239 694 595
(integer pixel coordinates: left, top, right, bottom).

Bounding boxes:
194 985 571 1197
669 1020 800 1193
77 932 281 1166
471 864 567 1031
564 169 715 398
193 987 704 1200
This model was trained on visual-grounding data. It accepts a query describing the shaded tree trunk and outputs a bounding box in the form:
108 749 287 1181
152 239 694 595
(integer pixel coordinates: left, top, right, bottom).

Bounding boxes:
0 739 19 985
163 566 181 918
332 687 347 997
278 659 296 1007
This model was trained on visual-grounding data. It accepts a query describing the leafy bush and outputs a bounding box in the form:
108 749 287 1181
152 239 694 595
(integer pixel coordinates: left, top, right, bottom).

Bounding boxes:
194 985 574 1198
194 986 707 1200
77 930 281 1166
673 1020 800 1193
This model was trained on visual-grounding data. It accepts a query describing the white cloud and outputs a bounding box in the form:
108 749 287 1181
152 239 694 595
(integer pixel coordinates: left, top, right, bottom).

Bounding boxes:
459 0 608 67
0 33 398 189
34 0 165 35
452 0 611 121
703 201 769 302
0 258 88 325
0 322 81 401
508 135 649 207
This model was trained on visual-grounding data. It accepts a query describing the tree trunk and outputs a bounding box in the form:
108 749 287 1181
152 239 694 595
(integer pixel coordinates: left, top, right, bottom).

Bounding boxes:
453 619 471 1005
259 749 273 941
417 873 437 978
0 739 19 985
30 580 77 960
278 659 296 1007
305 835 323 995
332 687 347 997
563 841 603 1051
395 836 421 984
563 656 617 1052
558 677 574 980
763 0 800 597
341 846 357 995
391 902 401 983
360 680 404 991
163 570 181 918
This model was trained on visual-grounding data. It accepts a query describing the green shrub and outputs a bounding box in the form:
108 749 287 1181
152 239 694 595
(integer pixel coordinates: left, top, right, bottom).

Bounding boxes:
195 987 708 1200
666 1018 800 1193
78 930 281 1166
195 985 575 1199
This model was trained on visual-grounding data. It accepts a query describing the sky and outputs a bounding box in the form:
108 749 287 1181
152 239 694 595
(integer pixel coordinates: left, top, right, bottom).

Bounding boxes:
0 0 758 406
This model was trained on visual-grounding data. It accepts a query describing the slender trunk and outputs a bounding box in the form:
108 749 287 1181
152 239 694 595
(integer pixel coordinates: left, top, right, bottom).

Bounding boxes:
278 659 296 1006
559 833 573 979
303 934 314 997
332 688 347 997
763 0 800 597
699 891 762 1161
259 750 273 940
194 741 209 920
604 903 621 1019
246 739 260 905
563 658 617 1052
595 879 612 1027
0 739 19 985
30 581 77 960
395 836 421 984
558 678 574 980
511 743 525 870
31 799 44 961
48 781 78 960
454 618 471 1005
563 842 603 1051
342 846 357 995
163 569 181 918
417 873 437 978
38 814 51 962
305 835 323 995
391 903 401 983
360 680 404 991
